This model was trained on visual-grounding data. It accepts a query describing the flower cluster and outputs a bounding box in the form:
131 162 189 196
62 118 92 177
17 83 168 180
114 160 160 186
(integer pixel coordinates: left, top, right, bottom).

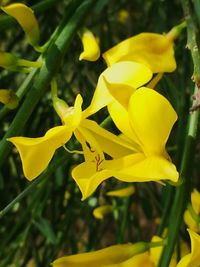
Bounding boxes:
3 2 199 266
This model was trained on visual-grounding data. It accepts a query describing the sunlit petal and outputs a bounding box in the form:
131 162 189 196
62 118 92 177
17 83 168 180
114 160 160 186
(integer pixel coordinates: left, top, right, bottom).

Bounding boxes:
108 101 142 151
83 61 152 117
128 87 178 157
8 126 72 181
2 3 39 47
72 161 111 200
52 243 140 267
79 29 100 61
105 155 178 183
103 33 176 73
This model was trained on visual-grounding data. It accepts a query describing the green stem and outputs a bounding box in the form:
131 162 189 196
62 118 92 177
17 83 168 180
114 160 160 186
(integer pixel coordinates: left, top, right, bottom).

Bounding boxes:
0 151 68 218
0 0 95 167
158 86 200 267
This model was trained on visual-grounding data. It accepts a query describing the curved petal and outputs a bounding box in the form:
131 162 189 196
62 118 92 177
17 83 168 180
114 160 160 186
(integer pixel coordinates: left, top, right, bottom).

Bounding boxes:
83 61 152 117
187 229 200 267
8 126 72 180
103 33 176 73
108 101 142 151
105 155 179 183
128 87 178 157
79 29 100 61
2 3 39 47
52 243 138 267
72 161 111 200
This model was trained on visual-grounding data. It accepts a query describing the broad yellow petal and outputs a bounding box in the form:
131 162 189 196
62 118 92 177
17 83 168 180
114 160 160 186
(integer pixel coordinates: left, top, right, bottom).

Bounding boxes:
2 3 39 47
79 29 100 61
128 87 178 157
106 155 178 183
8 126 72 181
103 33 176 73
52 243 141 267
72 161 111 200
83 61 152 117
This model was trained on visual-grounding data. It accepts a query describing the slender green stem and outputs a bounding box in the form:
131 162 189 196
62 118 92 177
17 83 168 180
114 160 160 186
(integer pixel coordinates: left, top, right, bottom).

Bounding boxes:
0 151 68 218
0 0 95 167
158 86 200 267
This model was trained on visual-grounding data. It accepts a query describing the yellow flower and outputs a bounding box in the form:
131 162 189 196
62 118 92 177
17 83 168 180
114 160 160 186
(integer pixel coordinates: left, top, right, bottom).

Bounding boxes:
8 91 133 181
52 241 155 267
79 28 100 61
184 189 200 233
93 205 113 219
72 86 178 200
1 3 40 47
102 32 176 73
176 229 200 267
106 185 135 197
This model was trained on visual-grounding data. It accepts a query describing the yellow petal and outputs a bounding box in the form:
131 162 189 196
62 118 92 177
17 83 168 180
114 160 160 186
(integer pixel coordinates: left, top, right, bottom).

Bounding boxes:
8 126 72 181
81 119 136 158
83 61 152 117
72 161 111 200
105 155 179 183
105 252 154 267
106 185 135 197
177 230 200 267
2 3 39 47
108 101 142 151
93 205 113 219
184 210 199 233
52 243 139 267
191 189 200 214
128 87 178 157
103 33 176 73
79 29 100 61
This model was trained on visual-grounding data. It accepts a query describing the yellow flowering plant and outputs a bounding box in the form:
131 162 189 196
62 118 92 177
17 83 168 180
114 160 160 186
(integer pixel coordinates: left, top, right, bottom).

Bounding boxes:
1 2 199 267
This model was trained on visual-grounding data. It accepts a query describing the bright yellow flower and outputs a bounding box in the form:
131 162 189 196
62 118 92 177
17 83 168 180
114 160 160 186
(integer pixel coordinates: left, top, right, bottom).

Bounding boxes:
106 185 135 197
72 86 178 200
52 241 156 267
184 189 200 233
93 205 113 219
79 28 100 61
102 32 176 73
1 3 40 47
8 91 133 181
176 230 200 267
